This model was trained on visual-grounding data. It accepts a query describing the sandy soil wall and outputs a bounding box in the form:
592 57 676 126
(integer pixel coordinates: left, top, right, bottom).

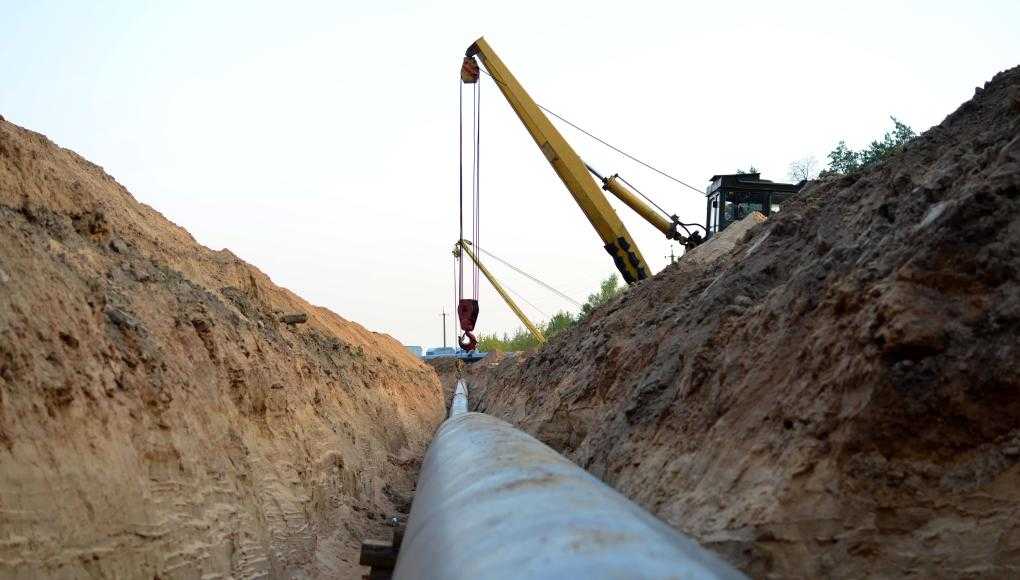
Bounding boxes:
0 117 445 579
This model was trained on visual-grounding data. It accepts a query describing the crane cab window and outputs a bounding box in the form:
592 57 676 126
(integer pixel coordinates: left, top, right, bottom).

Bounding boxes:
707 194 721 234
704 173 804 239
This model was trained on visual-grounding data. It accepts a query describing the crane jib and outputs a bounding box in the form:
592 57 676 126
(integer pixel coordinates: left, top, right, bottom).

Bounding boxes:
463 37 653 286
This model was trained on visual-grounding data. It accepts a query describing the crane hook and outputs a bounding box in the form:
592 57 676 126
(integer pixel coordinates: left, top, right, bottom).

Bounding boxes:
457 298 480 352
458 331 477 351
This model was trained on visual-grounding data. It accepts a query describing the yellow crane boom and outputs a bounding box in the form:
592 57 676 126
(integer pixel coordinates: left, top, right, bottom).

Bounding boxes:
463 37 649 284
455 240 547 344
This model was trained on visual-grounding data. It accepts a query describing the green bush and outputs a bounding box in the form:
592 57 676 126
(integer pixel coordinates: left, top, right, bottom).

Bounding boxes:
579 275 623 319
822 117 916 176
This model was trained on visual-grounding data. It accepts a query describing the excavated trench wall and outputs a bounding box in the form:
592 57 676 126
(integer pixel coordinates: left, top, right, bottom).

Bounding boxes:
0 117 445 578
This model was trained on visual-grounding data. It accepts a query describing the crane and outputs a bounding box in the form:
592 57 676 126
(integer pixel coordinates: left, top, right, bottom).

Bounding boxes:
460 36 703 286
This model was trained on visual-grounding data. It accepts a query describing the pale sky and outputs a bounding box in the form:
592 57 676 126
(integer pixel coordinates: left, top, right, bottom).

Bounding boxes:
2 0 1017 348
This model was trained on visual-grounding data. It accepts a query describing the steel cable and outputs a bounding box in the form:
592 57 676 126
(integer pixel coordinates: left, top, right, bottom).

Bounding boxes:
478 68 704 196
473 245 581 308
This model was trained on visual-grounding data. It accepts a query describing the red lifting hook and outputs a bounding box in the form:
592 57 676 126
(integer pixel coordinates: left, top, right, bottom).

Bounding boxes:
457 298 479 351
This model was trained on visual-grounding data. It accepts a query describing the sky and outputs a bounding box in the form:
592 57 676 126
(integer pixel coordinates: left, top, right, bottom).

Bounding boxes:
2 0 1018 348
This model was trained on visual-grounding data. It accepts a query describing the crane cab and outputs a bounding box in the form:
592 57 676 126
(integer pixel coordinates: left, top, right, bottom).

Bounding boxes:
705 173 805 238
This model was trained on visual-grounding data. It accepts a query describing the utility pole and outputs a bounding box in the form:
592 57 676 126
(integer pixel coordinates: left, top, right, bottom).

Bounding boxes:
665 245 678 265
441 309 448 348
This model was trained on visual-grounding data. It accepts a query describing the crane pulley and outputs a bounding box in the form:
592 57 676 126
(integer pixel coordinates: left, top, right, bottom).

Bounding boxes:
461 57 479 84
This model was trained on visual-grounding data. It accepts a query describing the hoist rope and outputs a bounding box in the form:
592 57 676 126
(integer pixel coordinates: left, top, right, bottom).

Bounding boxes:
457 81 465 309
473 81 481 298
541 106 704 195
459 80 483 303
474 245 582 308
478 68 704 196
452 254 459 335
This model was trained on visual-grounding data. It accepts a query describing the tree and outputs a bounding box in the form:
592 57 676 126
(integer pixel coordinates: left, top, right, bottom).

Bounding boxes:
823 116 916 176
477 326 541 352
580 274 624 319
826 140 860 175
544 310 576 338
736 166 759 175
787 156 818 182
858 116 916 167
475 274 625 351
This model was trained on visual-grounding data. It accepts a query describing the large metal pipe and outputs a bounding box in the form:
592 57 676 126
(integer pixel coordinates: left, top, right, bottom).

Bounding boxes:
450 379 469 417
393 400 745 579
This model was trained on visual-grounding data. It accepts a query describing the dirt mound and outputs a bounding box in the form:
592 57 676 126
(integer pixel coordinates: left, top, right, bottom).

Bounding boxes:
471 67 1020 578
0 118 445 578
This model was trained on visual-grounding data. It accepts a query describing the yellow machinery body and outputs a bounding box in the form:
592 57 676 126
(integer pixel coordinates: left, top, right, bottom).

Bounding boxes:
602 175 677 238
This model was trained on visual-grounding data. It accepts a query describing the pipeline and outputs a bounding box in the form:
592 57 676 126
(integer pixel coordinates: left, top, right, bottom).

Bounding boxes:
449 379 469 417
390 380 745 579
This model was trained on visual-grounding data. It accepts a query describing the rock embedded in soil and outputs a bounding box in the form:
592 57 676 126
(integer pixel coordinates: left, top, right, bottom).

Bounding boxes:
281 312 309 325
